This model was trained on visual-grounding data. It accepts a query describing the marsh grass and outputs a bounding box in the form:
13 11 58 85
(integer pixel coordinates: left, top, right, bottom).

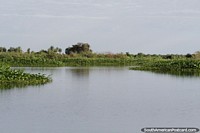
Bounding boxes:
130 59 200 76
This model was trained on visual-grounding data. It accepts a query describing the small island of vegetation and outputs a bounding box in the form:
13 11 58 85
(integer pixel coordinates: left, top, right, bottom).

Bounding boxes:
0 64 52 89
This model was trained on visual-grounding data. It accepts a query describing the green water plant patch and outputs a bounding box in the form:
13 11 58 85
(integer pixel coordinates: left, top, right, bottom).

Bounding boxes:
0 64 52 89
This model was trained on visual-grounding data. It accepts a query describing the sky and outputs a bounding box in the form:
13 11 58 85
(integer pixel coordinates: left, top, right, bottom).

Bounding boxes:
0 0 200 54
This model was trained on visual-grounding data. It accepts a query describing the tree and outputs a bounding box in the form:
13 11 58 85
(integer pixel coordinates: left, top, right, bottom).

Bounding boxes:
137 52 145 57
7 47 22 53
8 47 15 52
16 47 22 53
0 47 6 52
65 43 92 55
47 46 62 53
185 53 192 58
126 52 130 56
58 48 62 53
162 54 174 59
27 48 30 54
48 46 54 53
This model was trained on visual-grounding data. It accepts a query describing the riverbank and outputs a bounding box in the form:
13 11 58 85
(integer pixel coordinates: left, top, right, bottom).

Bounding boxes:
130 59 200 76
0 47 200 72
0 51 195 67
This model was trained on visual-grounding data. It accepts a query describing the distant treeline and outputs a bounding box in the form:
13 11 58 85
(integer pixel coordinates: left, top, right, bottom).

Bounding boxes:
0 42 92 54
0 42 199 67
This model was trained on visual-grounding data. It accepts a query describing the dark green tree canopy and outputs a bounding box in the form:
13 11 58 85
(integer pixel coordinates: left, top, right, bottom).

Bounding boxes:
65 43 92 54
0 47 7 52
7 47 22 53
48 46 62 53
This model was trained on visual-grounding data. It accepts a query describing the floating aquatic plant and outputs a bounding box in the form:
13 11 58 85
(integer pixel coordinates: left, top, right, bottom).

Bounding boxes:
0 64 52 89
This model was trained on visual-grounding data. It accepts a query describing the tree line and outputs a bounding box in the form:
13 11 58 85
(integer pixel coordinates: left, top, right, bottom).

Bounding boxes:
0 42 198 60
0 47 22 53
0 42 92 54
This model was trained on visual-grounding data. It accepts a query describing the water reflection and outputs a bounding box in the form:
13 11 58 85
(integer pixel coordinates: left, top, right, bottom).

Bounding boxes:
70 68 90 78
1 67 200 133
0 83 26 90
66 68 90 90
0 83 46 90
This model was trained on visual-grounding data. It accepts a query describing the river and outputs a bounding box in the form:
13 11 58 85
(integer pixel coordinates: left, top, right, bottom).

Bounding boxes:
0 67 199 133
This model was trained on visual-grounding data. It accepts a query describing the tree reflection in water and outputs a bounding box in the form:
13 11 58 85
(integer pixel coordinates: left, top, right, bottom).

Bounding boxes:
70 68 90 78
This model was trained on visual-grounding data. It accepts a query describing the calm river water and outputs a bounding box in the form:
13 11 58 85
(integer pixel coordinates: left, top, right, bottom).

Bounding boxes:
0 67 199 133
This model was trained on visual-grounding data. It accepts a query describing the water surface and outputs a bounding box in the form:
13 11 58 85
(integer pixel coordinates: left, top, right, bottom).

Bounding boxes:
0 67 199 133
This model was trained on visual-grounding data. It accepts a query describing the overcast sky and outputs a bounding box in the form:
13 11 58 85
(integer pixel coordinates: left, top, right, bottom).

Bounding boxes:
0 0 200 54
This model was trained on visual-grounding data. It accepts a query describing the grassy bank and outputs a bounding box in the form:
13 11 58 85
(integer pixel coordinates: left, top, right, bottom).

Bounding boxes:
130 59 200 71
0 52 139 67
1 57 138 67
130 59 200 76
0 64 52 89
0 51 191 67
0 46 200 70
